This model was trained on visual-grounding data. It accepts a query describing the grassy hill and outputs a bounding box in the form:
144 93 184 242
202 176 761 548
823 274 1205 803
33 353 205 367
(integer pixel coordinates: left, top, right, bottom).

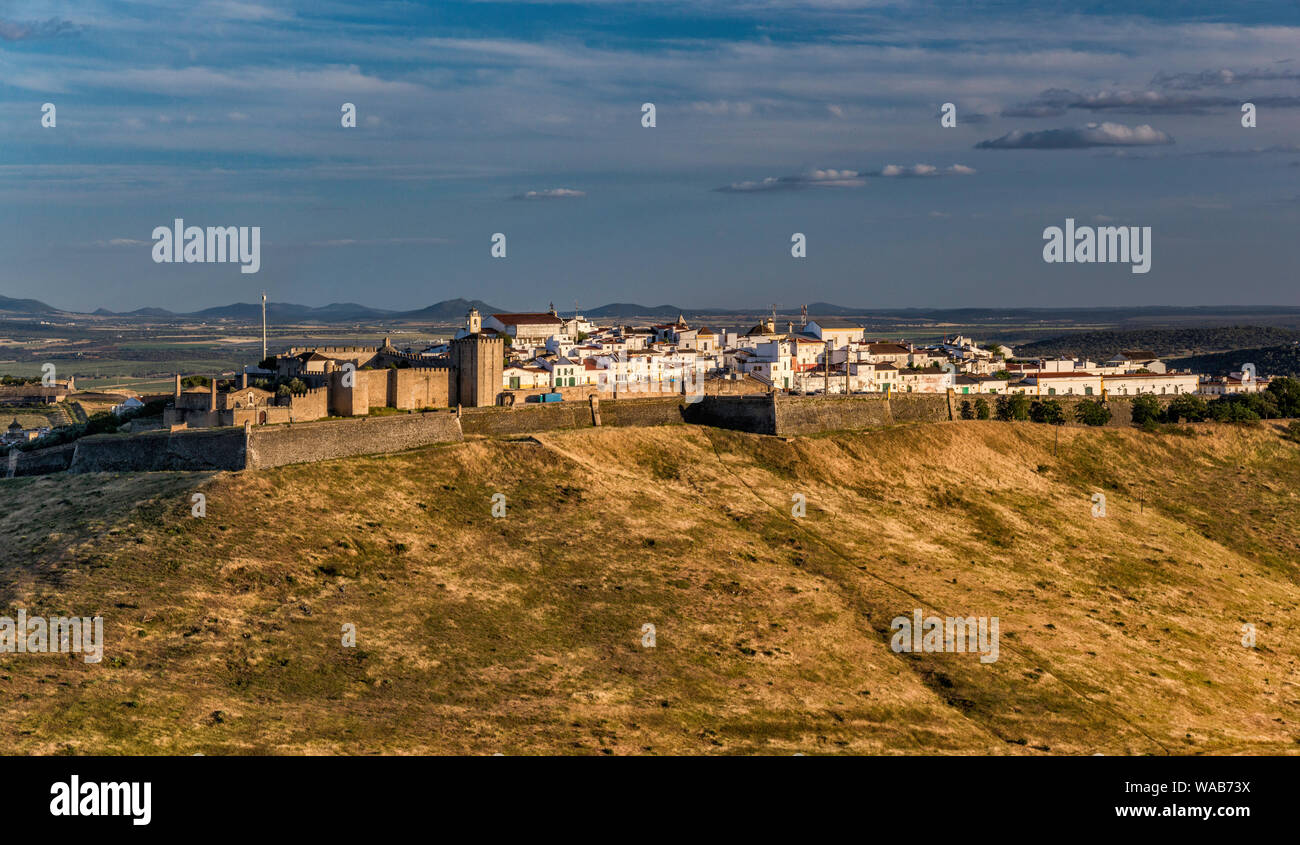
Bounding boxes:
1 420 1298 755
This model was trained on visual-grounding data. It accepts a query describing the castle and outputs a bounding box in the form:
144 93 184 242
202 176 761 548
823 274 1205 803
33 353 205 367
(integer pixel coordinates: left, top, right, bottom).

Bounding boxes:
164 309 503 429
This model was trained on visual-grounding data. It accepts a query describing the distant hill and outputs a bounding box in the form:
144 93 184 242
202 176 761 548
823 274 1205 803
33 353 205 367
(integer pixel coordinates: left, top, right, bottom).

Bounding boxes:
584 303 698 319
396 298 503 321
804 301 868 316
1167 345 1300 378
93 307 176 318
0 294 62 315
188 302 394 322
1014 326 1300 360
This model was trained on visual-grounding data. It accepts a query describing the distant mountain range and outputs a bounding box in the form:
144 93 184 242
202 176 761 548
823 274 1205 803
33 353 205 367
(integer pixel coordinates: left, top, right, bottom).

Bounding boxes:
21 297 506 324
8 293 1300 329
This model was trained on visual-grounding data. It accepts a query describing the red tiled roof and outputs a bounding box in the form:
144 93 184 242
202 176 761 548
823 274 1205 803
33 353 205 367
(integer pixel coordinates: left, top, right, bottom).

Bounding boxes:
492 312 564 326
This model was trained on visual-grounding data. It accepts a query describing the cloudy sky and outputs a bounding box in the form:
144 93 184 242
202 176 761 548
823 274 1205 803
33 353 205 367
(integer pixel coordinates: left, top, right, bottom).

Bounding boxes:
1 0 1297 312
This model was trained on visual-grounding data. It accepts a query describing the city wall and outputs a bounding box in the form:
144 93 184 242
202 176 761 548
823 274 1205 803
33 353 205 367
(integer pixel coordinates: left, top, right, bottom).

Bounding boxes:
246 411 463 469
459 395 687 437
69 428 247 473
11 442 77 476
10 392 1189 477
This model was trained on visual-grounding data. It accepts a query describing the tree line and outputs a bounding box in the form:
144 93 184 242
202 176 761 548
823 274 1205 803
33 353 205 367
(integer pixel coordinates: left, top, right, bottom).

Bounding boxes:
958 376 1300 428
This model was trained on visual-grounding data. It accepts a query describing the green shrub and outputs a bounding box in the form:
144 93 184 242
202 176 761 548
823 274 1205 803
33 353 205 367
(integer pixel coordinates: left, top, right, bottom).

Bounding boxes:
1165 394 1208 423
1130 395 1162 426
1030 399 1066 425
1074 399 1112 426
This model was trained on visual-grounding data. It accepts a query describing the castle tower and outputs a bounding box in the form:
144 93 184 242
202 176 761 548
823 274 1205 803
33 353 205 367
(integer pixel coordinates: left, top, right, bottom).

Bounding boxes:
450 332 503 408
467 308 482 335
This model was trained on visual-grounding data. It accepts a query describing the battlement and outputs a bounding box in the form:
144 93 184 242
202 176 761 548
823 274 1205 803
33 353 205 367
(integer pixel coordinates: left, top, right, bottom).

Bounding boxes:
284 346 379 355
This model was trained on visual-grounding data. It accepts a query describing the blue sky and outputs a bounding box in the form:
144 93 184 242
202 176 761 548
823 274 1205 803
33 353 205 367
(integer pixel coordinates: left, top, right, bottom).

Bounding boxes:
1 0 1297 312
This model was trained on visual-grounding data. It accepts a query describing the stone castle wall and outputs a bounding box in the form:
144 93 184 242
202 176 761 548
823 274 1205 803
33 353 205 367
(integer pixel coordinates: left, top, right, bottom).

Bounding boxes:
246 411 463 469
391 367 451 410
682 395 778 435
7 392 1204 478
68 428 247 473
289 386 329 422
10 442 77 476
459 395 687 437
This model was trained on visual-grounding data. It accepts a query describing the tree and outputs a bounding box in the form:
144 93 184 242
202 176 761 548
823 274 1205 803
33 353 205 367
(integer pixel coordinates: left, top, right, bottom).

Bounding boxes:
1209 399 1260 423
974 397 991 420
1165 394 1208 423
960 400 974 420
1030 398 1066 425
1266 376 1300 418
181 375 211 388
994 395 1013 421
1130 394 1162 426
1009 394 1031 421
1074 398 1111 426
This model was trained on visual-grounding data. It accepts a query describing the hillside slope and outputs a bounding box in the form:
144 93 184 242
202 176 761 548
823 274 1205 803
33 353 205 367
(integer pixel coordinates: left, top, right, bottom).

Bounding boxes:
1 421 1298 755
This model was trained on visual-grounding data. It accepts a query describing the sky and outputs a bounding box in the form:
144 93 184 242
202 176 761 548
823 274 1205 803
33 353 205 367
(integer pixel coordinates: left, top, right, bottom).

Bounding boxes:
0 0 1297 313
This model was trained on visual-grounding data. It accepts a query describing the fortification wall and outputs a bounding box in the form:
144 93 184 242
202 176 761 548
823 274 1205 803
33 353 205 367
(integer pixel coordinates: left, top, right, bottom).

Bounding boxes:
246 411 463 469
888 393 953 424
773 395 894 435
289 387 329 422
284 345 378 357
1052 395 1176 428
460 395 687 436
681 395 776 435
11 443 77 476
597 396 686 428
460 402 594 436
69 428 247 473
391 367 451 410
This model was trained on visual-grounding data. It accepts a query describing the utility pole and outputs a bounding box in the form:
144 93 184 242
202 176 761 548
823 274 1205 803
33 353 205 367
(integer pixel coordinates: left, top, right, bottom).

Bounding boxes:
824 339 831 394
261 291 268 363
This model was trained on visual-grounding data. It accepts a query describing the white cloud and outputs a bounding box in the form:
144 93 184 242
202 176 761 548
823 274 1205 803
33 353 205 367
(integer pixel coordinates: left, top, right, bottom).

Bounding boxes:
512 188 586 199
976 122 1174 149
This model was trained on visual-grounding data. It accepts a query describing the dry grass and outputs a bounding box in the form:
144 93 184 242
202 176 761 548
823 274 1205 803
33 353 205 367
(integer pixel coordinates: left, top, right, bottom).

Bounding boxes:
0 419 1297 755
